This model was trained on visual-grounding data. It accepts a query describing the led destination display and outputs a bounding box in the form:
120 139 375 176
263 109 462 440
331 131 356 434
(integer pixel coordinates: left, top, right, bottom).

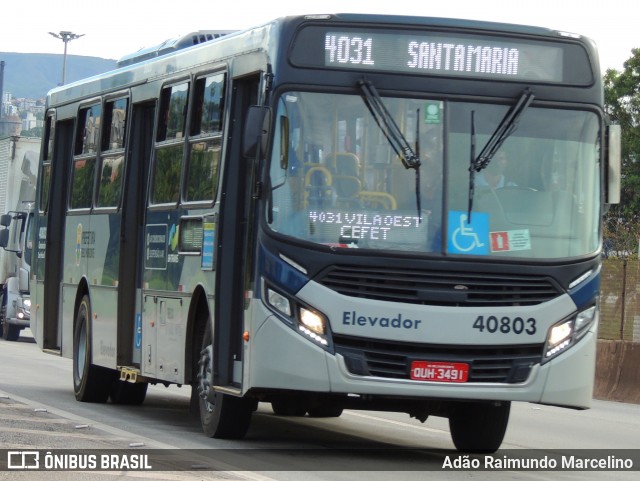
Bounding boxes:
324 31 561 81
291 26 593 84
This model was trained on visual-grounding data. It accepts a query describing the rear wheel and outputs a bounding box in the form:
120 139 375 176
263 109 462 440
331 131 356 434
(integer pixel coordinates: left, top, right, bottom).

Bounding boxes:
197 319 253 438
73 295 116 402
449 401 510 453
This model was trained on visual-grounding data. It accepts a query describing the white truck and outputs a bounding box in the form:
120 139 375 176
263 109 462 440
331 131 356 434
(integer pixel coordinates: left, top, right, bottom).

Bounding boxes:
0 136 39 341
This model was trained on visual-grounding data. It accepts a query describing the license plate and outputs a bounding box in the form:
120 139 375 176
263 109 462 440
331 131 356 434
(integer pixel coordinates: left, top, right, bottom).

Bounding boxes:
410 361 469 383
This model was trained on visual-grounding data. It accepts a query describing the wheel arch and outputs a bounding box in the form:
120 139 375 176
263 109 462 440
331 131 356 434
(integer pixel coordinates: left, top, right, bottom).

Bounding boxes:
72 278 91 340
185 283 212 385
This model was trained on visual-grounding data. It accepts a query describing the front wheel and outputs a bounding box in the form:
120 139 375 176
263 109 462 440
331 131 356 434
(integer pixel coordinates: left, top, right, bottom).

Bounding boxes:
196 319 253 439
1 324 20 341
0 295 20 342
73 295 116 402
449 401 510 453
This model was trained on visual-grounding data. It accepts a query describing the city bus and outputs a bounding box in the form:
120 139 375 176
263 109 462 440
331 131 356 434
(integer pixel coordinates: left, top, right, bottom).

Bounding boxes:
31 13 621 453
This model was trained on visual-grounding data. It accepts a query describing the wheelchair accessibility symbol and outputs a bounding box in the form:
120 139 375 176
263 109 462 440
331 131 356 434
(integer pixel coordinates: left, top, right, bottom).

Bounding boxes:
447 211 489 255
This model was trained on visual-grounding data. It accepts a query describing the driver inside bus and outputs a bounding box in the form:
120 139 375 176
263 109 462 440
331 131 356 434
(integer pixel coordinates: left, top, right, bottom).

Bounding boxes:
476 151 516 189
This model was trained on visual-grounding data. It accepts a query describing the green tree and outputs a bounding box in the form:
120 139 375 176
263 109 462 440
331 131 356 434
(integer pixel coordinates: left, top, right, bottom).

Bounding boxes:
603 48 640 256
20 127 43 137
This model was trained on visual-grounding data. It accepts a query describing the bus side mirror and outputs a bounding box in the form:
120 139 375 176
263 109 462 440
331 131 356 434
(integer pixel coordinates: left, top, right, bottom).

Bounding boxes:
243 106 272 159
606 124 621 205
0 214 11 227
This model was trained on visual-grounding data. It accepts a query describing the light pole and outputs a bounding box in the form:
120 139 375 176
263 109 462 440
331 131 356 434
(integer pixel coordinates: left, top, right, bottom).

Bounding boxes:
48 31 85 85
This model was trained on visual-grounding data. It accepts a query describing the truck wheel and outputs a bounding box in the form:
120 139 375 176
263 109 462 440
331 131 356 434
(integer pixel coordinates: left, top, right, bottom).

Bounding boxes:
0 300 20 341
1 323 20 341
449 401 510 453
73 295 116 402
196 319 253 439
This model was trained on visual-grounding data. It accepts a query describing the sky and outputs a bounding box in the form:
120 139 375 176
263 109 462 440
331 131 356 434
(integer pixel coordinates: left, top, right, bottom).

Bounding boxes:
1 0 637 72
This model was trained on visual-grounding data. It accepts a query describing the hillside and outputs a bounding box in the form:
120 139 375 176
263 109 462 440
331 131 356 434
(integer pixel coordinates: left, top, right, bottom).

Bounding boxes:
1 52 117 99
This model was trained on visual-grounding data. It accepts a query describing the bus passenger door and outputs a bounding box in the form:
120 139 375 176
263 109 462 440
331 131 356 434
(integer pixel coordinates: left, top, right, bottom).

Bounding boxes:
42 119 73 351
117 102 155 368
214 73 261 389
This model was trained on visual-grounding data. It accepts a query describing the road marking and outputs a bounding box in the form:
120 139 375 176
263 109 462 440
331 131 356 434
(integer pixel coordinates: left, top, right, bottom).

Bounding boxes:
343 410 448 435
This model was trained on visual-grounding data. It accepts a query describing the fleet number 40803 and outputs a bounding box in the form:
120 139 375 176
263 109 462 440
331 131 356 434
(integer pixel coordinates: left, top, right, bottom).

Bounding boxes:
472 315 536 335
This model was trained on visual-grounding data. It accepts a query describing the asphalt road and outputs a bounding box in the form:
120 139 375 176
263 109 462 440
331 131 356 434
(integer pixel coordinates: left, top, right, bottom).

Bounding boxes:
0 330 639 480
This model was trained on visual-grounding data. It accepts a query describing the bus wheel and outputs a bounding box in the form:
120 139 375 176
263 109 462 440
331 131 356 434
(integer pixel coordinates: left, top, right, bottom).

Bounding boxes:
197 320 252 439
448 401 510 453
73 295 115 402
110 380 148 405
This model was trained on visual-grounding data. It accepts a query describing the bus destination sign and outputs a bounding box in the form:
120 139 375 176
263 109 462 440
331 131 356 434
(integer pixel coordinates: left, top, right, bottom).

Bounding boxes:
323 31 564 82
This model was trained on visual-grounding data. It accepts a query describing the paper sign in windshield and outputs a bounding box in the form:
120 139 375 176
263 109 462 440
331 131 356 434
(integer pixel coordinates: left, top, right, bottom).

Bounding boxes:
490 230 531 252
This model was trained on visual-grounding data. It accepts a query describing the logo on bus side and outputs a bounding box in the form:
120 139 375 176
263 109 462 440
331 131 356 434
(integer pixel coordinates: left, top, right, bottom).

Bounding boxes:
342 311 423 329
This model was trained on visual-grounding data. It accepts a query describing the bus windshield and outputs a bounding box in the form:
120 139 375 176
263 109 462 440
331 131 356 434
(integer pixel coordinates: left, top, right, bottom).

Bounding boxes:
267 91 600 259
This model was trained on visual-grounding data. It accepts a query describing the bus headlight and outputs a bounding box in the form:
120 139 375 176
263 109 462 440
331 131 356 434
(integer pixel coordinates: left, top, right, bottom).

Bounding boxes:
264 282 331 349
298 307 329 346
543 305 596 362
300 307 325 335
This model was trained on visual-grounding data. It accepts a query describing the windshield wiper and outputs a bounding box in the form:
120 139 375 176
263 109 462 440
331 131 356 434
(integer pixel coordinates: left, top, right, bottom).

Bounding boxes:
359 79 421 169
358 79 422 217
467 88 535 221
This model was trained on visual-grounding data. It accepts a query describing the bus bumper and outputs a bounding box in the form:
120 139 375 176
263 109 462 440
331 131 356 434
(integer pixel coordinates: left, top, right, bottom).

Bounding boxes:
249 314 596 410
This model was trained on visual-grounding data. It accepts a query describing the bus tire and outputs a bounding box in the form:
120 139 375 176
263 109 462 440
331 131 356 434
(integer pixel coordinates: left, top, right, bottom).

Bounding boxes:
73 295 116 403
197 319 252 439
110 380 148 405
448 401 510 453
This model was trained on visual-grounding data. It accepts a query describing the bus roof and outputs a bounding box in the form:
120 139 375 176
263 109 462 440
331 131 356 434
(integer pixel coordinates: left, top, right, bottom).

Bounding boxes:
45 13 597 107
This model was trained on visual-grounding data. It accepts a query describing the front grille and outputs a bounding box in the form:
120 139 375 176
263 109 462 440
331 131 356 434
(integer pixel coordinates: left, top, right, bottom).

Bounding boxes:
318 265 561 307
334 335 543 383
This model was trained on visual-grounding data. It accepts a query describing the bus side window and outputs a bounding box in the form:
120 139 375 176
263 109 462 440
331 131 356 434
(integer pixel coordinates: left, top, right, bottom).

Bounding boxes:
152 82 190 205
70 104 101 209
157 83 189 142
96 98 128 208
185 73 225 202
39 114 55 213
76 104 101 155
